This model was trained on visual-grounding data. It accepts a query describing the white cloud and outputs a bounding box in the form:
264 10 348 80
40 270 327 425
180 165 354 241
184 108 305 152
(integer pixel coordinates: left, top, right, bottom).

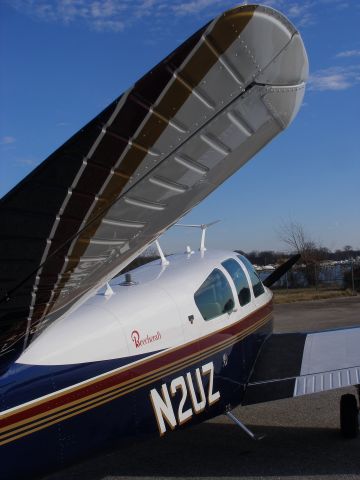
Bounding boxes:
7 0 138 32
4 0 246 31
262 1 315 27
1 136 16 145
318 0 349 9
336 49 360 58
4 0 348 34
310 73 351 90
309 65 360 91
172 0 227 16
172 0 314 23
15 158 37 166
92 18 125 32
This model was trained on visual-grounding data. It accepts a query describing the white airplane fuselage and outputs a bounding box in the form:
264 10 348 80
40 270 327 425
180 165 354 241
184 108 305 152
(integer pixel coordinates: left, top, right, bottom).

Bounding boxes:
0 250 273 478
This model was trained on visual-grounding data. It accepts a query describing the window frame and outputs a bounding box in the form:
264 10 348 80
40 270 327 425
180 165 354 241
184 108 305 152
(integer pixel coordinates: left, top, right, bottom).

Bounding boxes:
221 258 251 307
194 268 235 322
236 254 265 298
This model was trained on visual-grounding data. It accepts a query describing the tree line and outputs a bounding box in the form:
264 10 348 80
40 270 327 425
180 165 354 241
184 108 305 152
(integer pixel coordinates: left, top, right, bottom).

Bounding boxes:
118 221 359 290
237 246 360 267
237 221 359 290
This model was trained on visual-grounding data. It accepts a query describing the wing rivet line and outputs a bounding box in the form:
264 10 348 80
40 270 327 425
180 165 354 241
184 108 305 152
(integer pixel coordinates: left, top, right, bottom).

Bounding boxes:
201 35 245 86
168 68 215 110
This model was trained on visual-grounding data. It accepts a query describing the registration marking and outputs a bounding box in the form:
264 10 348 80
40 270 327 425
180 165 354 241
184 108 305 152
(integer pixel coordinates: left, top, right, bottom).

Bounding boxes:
150 361 220 435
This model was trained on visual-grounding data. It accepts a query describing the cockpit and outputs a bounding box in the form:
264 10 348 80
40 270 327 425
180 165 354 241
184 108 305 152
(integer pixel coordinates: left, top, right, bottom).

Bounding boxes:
194 255 265 322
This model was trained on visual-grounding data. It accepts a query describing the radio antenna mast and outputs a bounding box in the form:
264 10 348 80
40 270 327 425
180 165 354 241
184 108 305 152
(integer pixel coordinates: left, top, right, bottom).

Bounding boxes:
174 220 220 252
155 239 169 266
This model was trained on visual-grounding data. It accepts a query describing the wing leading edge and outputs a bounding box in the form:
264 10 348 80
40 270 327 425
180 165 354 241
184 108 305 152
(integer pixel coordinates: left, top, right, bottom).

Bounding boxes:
0 4 308 358
243 327 360 405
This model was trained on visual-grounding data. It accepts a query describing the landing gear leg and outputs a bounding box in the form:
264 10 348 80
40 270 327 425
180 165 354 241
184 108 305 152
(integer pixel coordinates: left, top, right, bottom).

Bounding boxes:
226 408 265 441
340 390 359 439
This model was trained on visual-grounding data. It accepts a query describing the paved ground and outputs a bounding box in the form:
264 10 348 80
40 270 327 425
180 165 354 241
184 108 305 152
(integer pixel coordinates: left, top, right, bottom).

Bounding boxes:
274 295 360 333
43 296 360 480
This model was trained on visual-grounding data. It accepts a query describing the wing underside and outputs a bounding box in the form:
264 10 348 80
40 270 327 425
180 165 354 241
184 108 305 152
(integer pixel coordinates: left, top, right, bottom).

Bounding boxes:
243 327 360 405
0 5 308 358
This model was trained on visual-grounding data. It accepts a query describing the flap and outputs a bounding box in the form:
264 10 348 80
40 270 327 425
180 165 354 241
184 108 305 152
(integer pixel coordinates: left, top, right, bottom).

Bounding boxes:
243 327 360 405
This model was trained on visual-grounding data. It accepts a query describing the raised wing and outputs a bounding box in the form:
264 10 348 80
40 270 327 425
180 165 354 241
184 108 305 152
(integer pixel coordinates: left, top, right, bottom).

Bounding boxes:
0 4 308 358
243 327 360 405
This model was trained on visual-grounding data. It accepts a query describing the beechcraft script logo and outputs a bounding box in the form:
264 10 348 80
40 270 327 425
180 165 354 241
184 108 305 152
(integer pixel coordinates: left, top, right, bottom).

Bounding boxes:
131 330 161 348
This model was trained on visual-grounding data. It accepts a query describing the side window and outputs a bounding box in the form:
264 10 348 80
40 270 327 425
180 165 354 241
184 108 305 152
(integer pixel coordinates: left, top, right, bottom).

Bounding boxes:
194 269 235 321
237 255 265 298
222 258 251 306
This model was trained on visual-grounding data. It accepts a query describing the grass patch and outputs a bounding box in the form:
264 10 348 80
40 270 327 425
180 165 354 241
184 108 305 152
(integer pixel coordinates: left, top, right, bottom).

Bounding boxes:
273 288 355 304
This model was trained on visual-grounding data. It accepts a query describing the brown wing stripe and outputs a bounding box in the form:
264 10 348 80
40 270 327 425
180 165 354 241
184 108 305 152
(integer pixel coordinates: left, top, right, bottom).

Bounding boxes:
41 7 256 330
28 18 212 333
0 6 256 355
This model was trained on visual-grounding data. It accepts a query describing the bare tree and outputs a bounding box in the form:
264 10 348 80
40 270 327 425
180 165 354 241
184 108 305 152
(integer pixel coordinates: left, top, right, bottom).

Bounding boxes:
278 221 325 287
343 245 353 260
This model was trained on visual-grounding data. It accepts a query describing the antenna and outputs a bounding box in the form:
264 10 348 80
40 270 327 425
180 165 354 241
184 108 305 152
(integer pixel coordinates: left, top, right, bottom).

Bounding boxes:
175 220 220 252
119 273 138 286
155 239 169 266
102 282 114 296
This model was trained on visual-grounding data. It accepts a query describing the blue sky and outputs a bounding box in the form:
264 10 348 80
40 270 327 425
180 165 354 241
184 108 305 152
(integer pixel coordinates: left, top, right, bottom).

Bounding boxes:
0 0 359 253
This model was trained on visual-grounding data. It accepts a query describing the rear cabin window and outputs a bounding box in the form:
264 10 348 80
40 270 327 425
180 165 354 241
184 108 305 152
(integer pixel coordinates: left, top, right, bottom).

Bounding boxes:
222 258 251 306
237 255 265 298
194 268 235 321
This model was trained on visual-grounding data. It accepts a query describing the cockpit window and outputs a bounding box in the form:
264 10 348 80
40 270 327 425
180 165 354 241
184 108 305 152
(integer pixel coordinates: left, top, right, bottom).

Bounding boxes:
237 255 265 298
194 268 235 321
222 258 251 306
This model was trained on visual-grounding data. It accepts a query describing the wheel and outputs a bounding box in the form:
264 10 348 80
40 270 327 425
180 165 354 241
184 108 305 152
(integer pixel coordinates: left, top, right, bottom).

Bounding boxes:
340 393 359 439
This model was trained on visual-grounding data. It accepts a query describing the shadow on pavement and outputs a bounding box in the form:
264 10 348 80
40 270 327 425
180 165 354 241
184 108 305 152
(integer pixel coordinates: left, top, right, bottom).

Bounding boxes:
43 422 360 479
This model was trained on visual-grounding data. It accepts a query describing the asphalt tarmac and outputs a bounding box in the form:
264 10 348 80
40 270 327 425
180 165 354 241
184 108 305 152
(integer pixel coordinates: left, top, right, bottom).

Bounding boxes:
43 296 360 480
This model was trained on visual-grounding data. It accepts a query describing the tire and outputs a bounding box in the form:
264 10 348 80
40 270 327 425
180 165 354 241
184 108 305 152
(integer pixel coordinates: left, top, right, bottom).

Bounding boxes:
340 394 359 439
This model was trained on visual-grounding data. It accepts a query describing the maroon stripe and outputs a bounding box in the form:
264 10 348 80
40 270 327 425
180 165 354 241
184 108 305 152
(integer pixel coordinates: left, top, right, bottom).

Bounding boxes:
0 301 272 429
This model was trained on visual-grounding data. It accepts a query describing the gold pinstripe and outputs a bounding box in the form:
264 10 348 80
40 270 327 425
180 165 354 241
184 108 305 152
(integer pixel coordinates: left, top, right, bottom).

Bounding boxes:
1 313 269 436
1 301 270 419
0 311 271 446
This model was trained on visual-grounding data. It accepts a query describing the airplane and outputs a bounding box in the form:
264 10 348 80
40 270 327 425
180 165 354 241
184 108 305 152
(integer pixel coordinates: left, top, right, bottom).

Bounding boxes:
0 3 359 479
